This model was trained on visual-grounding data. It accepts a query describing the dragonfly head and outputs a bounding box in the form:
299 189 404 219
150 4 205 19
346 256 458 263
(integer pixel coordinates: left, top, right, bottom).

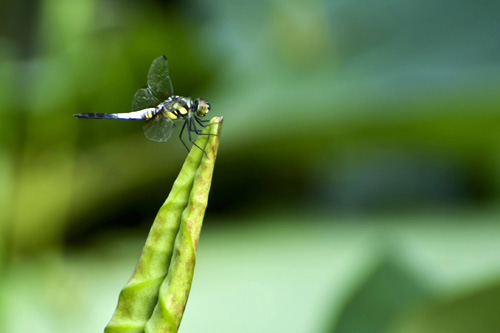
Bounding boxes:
193 98 210 118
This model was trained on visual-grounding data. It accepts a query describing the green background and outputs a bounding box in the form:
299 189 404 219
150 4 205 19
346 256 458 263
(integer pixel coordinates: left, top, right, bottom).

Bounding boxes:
1 0 500 331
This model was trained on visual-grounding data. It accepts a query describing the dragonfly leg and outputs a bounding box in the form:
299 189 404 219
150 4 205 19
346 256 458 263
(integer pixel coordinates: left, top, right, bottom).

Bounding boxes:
200 118 222 125
196 117 218 128
190 117 204 134
195 118 209 127
188 118 208 157
193 117 218 136
178 119 190 152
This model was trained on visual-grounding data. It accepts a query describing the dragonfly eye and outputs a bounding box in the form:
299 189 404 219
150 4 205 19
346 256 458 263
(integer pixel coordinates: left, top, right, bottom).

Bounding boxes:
195 98 210 118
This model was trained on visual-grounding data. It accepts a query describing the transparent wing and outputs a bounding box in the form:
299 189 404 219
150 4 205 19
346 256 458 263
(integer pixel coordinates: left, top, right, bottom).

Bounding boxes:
132 87 161 111
143 114 175 143
147 55 174 101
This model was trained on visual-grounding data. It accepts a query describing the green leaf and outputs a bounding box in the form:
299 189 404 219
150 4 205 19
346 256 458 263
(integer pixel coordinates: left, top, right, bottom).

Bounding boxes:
104 117 223 333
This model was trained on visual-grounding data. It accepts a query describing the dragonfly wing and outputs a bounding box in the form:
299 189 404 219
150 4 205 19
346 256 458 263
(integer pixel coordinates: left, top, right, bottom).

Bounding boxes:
143 115 175 143
132 87 161 111
147 56 174 101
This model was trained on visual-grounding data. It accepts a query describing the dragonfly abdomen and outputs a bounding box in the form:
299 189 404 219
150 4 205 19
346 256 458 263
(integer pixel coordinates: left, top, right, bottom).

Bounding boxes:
74 113 120 119
74 108 157 120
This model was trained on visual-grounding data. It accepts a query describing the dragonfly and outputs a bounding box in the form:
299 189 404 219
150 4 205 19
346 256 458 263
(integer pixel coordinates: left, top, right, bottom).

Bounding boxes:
74 56 212 154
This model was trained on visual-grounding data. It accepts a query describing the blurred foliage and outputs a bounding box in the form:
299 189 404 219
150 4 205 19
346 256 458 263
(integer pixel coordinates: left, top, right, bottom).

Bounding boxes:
331 258 430 333
1 0 500 331
392 281 500 333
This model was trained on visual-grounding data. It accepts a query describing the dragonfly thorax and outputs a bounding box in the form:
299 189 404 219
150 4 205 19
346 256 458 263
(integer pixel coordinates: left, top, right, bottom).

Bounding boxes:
159 96 210 120
159 96 193 120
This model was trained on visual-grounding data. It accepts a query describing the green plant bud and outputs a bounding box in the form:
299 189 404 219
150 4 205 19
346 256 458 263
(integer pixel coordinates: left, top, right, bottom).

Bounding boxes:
105 117 222 333
145 117 223 333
